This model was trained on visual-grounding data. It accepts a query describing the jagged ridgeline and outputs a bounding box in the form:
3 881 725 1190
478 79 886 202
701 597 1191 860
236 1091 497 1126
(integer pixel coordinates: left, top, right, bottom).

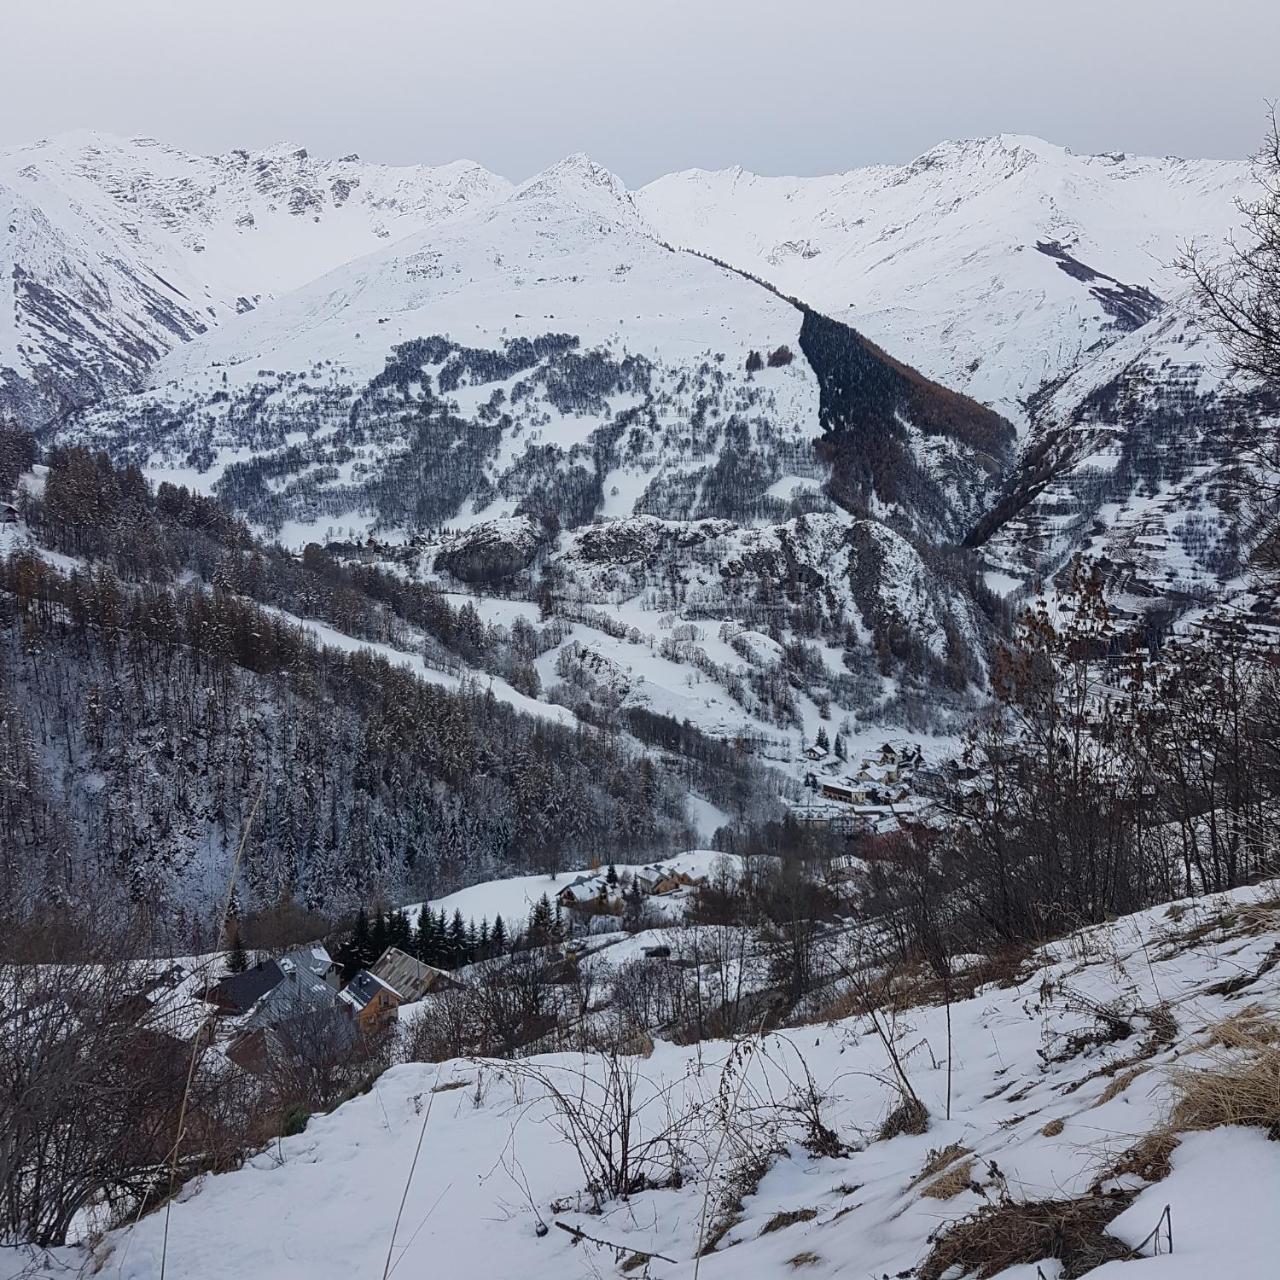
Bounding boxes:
0 447 791 928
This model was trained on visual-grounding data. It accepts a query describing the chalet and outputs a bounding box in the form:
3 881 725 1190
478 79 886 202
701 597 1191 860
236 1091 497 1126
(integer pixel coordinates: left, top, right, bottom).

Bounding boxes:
244 951 341 1031
205 945 341 1022
205 960 286 1017
641 944 672 960
803 745 828 761
370 946 463 1001
1 503 17 525
556 878 604 909
820 781 856 804
339 969 402 1032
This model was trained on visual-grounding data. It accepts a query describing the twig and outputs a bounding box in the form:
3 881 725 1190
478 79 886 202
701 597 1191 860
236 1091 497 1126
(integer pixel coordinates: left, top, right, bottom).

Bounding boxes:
555 1221 676 1265
158 782 264 1280
693 1025 765 1276
382 1075 442 1280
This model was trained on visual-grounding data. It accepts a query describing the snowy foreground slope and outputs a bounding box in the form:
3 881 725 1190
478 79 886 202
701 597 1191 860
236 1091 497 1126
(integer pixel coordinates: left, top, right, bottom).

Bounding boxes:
46 883 1280 1280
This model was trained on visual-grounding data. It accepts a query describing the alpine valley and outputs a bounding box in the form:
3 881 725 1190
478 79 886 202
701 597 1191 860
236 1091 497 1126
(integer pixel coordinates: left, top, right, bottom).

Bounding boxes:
0 129 1271 915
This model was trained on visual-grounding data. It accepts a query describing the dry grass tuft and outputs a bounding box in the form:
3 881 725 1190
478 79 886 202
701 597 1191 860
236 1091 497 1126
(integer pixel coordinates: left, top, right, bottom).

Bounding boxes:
877 1096 929 1141
914 1142 971 1182
759 1208 818 1236
1093 1066 1149 1107
1170 1016 1280 1138
917 1191 1137 1280
1040 1117 1065 1137
1237 893 1280 935
920 1159 976 1200
1201 1003 1280 1050
1095 1131 1179 1189
787 1251 822 1268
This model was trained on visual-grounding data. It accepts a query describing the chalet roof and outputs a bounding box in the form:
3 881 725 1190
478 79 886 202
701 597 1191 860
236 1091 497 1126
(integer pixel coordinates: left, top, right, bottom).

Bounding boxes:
208 960 283 1014
244 951 338 1029
371 947 459 1000
339 969 401 1013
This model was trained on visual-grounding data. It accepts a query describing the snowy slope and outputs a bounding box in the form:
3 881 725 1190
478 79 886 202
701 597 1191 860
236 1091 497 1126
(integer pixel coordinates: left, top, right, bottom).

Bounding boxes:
0 131 510 424
638 135 1249 426
42 880 1280 1280
973 305 1280 604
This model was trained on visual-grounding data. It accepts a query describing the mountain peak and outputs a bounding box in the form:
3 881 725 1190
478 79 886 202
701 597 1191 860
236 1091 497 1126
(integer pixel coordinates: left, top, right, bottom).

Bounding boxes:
513 152 644 227
518 153 628 199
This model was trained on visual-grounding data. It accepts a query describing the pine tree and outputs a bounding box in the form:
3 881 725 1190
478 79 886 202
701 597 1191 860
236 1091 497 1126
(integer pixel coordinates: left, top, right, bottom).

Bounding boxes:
606 863 619 887
341 906 371 977
622 878 645 932
448 908 467 963
491 914 508 955
369 908 388 964
815 725 830 752
834 733 846 760
528 894 554 946
225 924 249 975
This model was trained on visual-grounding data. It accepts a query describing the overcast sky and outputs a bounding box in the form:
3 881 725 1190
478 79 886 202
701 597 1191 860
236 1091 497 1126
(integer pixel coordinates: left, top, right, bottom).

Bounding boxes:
3 1 1277 183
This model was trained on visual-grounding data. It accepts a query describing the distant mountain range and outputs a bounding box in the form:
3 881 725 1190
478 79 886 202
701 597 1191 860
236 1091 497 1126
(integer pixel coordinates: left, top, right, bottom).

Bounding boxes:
1 129 1270 747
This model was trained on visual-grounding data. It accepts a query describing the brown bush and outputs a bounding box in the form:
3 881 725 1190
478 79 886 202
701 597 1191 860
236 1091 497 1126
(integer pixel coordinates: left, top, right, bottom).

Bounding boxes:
759 1207 818 1236
920 1159 976 1200
1095 1132 1179 1189
912 1141 970 1182
878 1095 929 1141
918 1192 1138 1280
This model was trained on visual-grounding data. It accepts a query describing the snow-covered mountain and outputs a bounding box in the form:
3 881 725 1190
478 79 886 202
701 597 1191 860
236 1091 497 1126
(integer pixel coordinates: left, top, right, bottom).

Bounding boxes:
638 134 1249 426
2 129 1269 739
55 147 1007 737
0 131 510 425
636 136 1277 606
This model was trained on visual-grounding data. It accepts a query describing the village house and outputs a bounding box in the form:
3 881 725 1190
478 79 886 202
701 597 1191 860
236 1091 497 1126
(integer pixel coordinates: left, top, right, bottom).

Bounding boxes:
205 946 342 1022
243 951 341 1031
370 946 463 1001
820 780 856 804
338 969 402 1032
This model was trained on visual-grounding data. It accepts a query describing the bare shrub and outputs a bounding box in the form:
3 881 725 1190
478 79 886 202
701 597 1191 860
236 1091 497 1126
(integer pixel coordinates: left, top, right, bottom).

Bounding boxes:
505 1052 702 1206
0 952 236 1247
266 1009 393 1117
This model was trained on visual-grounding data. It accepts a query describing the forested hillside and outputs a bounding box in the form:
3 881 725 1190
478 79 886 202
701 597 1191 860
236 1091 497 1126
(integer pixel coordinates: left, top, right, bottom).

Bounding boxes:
0 441 793 942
